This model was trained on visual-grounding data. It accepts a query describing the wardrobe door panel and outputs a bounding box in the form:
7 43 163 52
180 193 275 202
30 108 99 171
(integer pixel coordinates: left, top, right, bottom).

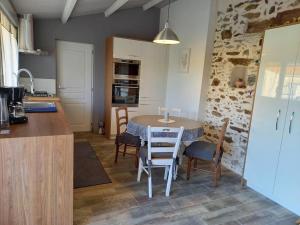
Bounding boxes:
274 47 300 215
244 25 300 198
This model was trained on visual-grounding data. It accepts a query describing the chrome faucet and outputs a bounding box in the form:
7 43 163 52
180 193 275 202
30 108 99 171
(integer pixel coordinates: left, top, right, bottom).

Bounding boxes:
16 68 34 94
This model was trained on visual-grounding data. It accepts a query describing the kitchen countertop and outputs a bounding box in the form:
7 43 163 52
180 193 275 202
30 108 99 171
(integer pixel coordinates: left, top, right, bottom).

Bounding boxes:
24 96 61 102
0 100 72 139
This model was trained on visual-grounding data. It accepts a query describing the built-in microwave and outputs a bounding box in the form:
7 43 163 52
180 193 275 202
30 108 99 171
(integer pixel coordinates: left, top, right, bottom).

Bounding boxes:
113 58 141 80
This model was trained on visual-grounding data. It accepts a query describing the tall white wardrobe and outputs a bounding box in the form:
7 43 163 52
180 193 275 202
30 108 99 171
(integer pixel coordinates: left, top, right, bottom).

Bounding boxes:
244 24 300 215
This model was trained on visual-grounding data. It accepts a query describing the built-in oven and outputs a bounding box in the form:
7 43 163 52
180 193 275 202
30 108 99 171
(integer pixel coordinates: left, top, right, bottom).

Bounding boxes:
113 58 141 80
112 79 139 107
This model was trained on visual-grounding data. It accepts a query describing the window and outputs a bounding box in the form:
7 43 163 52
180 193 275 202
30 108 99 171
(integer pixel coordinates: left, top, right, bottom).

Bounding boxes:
0 11 18 87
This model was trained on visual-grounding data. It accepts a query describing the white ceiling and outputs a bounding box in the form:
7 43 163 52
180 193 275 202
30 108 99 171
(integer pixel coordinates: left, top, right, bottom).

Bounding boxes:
11 0 171 19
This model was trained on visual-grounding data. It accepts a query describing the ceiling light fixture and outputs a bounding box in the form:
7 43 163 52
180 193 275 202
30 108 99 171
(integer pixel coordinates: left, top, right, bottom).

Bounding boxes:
153 0 180 45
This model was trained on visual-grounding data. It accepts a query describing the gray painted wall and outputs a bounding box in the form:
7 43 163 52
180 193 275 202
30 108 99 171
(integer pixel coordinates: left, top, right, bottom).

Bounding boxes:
19 8 160 131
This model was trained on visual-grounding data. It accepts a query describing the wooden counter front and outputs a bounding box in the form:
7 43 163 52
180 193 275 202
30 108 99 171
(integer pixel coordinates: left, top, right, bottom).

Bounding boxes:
0 101 73 225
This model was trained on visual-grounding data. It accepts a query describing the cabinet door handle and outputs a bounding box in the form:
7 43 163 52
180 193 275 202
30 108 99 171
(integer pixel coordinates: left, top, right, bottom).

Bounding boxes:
289 112 295 134
114 86 139 89
128 54 139 58
276 109 281 130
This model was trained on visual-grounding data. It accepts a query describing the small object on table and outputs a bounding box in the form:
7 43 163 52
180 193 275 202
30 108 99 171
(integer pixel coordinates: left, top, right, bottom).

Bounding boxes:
164 111 169 121
158 118 176 124
159 111 175 123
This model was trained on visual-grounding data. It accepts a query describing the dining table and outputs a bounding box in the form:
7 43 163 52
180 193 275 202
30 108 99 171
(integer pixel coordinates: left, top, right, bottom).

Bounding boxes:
127 114 204 144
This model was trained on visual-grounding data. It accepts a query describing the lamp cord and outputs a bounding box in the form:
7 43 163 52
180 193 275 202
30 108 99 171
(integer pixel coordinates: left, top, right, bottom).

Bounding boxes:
167 0 171 23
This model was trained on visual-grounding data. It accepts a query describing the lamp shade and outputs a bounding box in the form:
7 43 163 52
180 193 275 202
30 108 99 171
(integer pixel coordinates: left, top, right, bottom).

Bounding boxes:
153 23 180 45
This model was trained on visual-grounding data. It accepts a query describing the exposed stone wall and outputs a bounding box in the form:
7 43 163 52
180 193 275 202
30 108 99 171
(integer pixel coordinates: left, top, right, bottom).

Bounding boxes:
205 0 300 175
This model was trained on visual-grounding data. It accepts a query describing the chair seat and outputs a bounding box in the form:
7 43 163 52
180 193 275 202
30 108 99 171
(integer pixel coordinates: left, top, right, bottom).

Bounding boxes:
115 132 141 147
184 141 216 161
139 146 174 164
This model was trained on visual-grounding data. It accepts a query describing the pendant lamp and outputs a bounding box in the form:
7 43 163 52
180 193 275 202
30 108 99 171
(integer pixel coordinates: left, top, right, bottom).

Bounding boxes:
153 0 180 45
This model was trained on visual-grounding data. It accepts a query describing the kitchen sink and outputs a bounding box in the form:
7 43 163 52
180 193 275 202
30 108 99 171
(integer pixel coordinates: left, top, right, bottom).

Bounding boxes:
23 101 57 113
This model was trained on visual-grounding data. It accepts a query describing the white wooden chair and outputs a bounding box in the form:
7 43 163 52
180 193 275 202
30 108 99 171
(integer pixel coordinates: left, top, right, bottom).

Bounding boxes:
137 126 184 198
171 108 182 117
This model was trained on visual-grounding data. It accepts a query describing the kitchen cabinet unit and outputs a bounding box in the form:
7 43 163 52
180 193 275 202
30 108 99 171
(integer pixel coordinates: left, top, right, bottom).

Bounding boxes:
105 37 168 138
0 99 73 225
113 37 142 60
244 24 300 216
139 41 168 114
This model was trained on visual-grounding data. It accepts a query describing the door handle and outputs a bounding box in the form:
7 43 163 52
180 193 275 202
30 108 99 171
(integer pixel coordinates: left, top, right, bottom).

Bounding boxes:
289 112 295 134
128 54 139 58
276 109 281 130
113 86 139 89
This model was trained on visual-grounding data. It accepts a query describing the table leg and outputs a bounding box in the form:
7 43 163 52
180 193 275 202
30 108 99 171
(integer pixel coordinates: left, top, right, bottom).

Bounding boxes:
178 143 185 165
141 138 145 146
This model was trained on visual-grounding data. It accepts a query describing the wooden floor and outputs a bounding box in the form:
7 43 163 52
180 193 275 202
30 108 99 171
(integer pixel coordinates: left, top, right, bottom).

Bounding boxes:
74 132 298 225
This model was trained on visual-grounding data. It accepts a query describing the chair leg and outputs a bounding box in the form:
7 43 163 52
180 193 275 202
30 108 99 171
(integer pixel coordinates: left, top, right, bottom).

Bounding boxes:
187 157 192 180
213 165 219 187
164 166 169 181
148 172 152 198
193 159 198 170
135 147 139 168
137 158 143 182
115 144 119 163
123 144 127 157
166 165 173 197
173 164 178 181
217 164 222 180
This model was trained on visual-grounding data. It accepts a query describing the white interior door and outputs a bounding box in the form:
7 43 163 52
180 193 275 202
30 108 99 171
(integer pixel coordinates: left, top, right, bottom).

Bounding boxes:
244 25 300 198
57 41 93 132
273 35 300 215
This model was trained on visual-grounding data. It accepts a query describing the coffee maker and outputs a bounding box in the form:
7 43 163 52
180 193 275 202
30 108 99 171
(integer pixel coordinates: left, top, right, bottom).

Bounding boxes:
0 87 28 124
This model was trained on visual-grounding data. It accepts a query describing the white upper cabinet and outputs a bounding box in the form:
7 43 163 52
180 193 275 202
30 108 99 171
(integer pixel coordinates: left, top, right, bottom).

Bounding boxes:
113 37 142 60
139 42 168 101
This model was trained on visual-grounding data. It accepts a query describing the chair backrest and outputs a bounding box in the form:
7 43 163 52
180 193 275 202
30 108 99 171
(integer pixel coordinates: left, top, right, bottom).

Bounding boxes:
115 107 128 135
147 126 184 162
158 107 182 117
214 118 229 165
171 108 182 117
